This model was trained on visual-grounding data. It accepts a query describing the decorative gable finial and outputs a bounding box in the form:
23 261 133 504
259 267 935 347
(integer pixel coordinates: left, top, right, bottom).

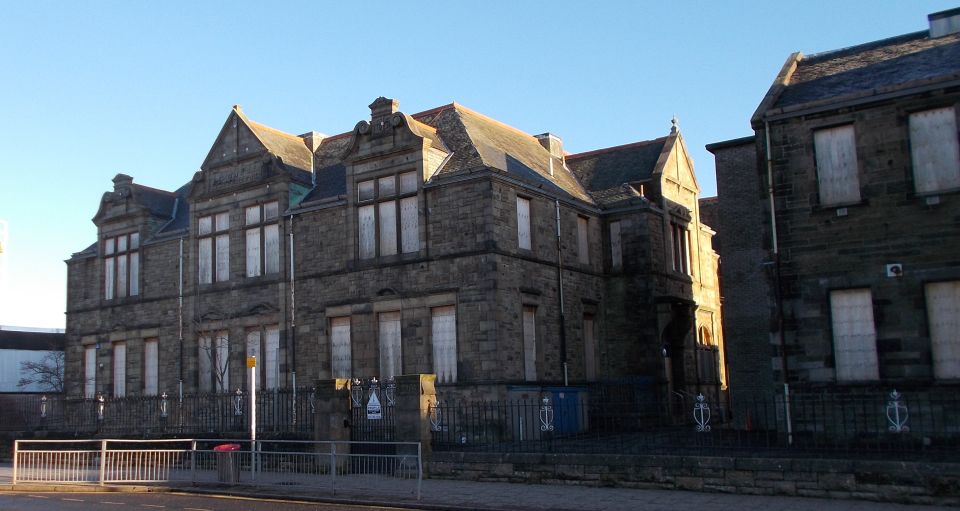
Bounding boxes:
670 115 679 134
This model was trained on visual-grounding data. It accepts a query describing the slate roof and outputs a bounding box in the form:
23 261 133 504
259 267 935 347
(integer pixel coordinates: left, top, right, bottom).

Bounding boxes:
306 102 595 204
566 138 668 207
445 106 592 203
302 163 346 202
130 183 177 219
246 119 314 172
0 330 65 351
80 102 688 253
768 30 960 112
156 182 193 236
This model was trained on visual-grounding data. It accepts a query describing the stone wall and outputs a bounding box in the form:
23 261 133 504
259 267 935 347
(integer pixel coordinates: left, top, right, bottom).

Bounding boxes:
429 451 960 505
766 90 960 386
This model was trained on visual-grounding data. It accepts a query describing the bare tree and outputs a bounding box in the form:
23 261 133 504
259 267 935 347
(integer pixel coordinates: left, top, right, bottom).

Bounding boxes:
18 351 65 393
198 331 231 393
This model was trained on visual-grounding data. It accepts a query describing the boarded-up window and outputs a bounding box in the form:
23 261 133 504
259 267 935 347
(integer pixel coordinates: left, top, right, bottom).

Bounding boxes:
378 176 396 197
910 107 960 194
577 216 589 265
830 289 879 382
400 196 418 253
432 306 457 384
215 234 229 282
129 252 139 296
357 173 419 260
84 346 96 398
399 171 418 194
583 315 597 382
523 306 537 381
379 200 397 256
517 197 531 250
103 233 139 299
117 254 128 298
610 221 622 270
358 180 375 202
358 205 376 259
246 202 281 277
330 317 352 379
379 312 402 380
199 213 230 284
264 325 280 389
198 237 212 284
926 281 960 379
814 125 861 205
104 256 115 300
246 228 261 277
143 338 158 396
264 224 280 274
113 342 126 397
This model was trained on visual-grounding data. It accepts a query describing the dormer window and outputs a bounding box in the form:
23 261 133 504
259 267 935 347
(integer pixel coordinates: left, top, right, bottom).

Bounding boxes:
104 232 139 299
357 171 419 259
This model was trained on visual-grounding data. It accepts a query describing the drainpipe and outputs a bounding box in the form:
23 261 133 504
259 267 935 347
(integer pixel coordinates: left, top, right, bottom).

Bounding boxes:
178 236 184 402
765 120 792 445
555 200 568 386
288 214 297 409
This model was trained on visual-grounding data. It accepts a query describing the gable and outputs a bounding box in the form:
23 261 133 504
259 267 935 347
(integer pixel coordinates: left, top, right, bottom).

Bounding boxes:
657 134 699 195
201 109 269 171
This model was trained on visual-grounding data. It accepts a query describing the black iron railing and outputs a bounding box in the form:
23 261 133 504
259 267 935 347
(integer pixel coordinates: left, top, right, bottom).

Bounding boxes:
429 388 960 459
7 387 316 438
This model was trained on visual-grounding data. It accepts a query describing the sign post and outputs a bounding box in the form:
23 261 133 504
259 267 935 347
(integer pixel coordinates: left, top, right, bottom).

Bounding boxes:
247 355 257 480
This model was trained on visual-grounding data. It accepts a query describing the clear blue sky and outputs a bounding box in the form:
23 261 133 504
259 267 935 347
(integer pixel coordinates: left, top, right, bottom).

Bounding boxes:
1 1 955 329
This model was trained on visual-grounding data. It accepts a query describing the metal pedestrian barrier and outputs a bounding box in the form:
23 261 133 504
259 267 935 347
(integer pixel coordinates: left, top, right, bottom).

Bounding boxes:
12 438 423 500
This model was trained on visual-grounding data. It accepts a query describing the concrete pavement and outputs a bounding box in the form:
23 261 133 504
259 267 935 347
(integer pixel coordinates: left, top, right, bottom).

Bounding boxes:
0 463 953 511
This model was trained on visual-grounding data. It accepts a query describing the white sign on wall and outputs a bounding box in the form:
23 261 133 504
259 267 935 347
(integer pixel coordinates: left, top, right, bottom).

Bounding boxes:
366 389 382 420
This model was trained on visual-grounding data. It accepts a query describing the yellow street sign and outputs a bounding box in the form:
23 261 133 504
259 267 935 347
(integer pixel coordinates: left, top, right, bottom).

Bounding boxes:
246 356 256 368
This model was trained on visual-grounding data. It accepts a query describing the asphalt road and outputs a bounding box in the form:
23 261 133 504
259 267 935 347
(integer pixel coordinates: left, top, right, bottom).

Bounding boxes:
0 492 410 511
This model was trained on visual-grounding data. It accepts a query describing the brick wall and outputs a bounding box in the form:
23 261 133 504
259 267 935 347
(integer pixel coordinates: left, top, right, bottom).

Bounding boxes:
709 136 777 403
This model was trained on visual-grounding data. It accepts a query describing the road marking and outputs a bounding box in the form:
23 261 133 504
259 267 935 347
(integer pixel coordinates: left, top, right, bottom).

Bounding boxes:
62 498 85 502
141 505 167 509
28 495 50 499
101 502 125 505
185 508 213 511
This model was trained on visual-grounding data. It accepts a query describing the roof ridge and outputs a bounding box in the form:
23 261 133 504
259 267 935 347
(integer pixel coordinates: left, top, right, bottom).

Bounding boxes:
803 30 929 63
247 119 305 143
132 183 176 196
411 102 457 120
452 103 541 142
566 136 669 160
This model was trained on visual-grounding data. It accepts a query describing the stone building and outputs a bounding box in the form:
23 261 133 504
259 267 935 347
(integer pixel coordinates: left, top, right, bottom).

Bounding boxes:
709 8 960 400
65 98 723 404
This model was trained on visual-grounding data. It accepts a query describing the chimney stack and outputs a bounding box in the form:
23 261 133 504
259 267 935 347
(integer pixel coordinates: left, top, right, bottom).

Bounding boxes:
112 173 133 192
535 133 564 160
929 8 960 38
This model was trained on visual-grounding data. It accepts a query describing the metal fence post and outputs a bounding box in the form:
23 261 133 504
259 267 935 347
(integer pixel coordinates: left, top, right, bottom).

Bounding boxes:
190 440 197 482
12 440 18 485
416 442 422 501
330 442 336 495
99 440 107 485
